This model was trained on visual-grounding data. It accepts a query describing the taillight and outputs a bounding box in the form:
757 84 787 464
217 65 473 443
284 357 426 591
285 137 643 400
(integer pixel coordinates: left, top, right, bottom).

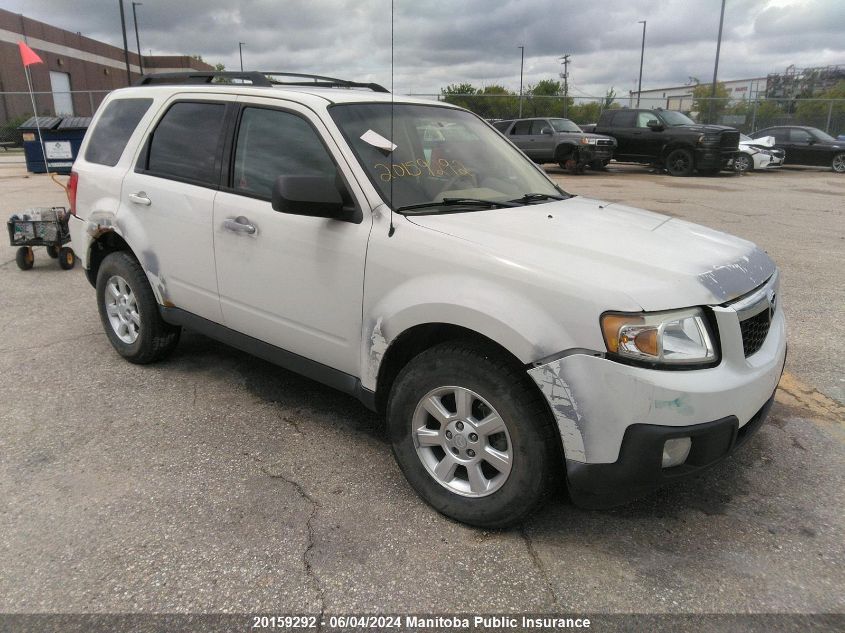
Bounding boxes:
67 171 79 216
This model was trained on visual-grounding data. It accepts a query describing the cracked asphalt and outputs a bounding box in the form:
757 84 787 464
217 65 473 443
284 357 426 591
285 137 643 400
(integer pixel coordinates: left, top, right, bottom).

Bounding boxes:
0 156 843 618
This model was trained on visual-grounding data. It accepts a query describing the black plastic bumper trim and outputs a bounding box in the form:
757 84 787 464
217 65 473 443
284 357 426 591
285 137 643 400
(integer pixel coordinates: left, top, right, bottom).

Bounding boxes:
565 391 776 509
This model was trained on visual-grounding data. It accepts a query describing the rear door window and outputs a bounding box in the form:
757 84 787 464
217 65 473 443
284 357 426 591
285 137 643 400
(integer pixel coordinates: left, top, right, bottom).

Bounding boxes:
145 101 227 186
612 111 636 127
84 98 152 166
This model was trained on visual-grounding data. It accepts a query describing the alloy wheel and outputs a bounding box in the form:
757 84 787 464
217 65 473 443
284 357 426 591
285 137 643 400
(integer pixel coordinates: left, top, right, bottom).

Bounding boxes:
104 275 141 344
412 386 513 497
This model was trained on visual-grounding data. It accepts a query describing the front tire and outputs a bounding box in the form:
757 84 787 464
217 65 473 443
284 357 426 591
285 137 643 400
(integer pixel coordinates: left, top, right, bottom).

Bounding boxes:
665 148 694 176
96 251 180 364
734 153 753 174
15 246 33 270
833 153 845 173
387 341 559 528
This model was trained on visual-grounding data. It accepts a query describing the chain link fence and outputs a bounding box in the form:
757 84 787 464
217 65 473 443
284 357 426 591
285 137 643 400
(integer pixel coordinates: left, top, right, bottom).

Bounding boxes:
409 93 845 137
1 89 843 148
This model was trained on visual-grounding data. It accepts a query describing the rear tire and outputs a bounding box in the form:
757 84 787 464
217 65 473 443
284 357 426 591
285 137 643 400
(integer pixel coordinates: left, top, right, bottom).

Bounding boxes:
590 159 608 171
833 153 845 173
96 251 180 364
665 148 694 176
15 246 33 270
387 341 559 528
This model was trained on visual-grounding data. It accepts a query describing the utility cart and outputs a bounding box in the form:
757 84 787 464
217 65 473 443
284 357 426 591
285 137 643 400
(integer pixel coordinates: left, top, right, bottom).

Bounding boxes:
7 206 75 270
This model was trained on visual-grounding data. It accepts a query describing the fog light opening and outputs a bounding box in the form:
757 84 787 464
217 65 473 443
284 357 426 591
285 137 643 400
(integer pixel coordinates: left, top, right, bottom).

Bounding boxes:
662 437 692 468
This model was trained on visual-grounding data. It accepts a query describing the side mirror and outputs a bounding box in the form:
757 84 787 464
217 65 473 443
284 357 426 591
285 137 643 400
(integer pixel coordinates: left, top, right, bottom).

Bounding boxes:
806 137 816 145
647 119 663 131
271 175 360 223
541 127 553 135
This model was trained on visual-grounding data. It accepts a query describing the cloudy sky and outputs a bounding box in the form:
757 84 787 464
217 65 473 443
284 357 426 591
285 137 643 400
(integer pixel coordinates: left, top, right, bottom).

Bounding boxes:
7 0 845 97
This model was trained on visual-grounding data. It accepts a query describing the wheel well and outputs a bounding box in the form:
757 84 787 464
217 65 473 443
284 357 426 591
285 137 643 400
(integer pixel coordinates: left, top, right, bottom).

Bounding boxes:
661 143 695 160
374 323 528 414
554 143 577 162
85 231 134 287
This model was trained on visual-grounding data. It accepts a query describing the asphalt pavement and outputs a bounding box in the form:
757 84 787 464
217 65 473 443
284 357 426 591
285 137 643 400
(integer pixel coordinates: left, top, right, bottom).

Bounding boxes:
0 156 842 623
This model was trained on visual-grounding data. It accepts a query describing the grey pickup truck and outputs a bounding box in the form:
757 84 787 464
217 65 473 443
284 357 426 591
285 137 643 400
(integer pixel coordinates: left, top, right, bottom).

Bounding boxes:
493 117 617 174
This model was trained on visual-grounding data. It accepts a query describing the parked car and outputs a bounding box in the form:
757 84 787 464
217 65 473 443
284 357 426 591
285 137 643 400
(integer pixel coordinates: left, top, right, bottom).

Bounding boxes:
492 117 616 173
734 134 785 173
588 108 740 176
750 126 845 173
69 71 786 528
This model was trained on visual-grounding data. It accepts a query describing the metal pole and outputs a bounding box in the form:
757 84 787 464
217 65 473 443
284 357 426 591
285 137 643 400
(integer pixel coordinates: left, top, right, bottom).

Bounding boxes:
132 2 143 76
825 100 833 133
750 99 758 132
709 0 726 124
24 65 50 174
119 0 132 84
239 42 245 72
636 20 646 107
518 46 524 118
561 54 569 119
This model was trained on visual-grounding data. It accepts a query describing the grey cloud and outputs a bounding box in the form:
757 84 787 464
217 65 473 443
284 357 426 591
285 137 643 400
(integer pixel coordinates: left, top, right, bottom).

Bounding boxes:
7 0 844 97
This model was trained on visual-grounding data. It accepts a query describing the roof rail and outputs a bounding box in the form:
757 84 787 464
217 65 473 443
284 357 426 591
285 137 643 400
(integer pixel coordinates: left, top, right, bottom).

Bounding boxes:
135 71 274 86
135 71 389 93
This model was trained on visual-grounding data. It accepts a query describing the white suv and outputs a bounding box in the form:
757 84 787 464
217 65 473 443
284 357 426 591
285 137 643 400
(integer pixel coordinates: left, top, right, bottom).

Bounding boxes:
69 72 786 527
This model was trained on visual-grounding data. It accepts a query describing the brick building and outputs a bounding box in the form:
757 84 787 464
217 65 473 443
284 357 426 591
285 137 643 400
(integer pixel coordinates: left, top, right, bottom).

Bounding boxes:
0 7 213 123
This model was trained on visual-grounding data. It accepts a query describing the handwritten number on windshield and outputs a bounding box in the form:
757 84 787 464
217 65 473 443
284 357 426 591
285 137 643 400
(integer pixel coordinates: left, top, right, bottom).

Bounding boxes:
375 158 472 182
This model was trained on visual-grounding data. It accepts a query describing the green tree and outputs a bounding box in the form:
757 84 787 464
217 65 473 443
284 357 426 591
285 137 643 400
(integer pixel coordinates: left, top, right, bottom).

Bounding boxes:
794 81 845 131
524 79 572 118
441 83 480 111
692 81 730 123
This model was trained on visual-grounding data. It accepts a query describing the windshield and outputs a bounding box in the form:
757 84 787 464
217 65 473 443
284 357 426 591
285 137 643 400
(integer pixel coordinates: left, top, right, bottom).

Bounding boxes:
659 110 696 126
329 103 565 212
810 128 836 142
550 118 582 133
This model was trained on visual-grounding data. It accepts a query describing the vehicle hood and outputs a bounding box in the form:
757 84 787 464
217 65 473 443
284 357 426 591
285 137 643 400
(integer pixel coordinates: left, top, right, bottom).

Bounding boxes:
406 197 775 311
741 135 775 148
674 124 736 134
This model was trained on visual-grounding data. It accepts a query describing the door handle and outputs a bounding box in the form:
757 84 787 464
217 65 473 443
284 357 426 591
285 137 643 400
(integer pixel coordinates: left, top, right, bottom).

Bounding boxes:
223 216 257 235
128 192 151 206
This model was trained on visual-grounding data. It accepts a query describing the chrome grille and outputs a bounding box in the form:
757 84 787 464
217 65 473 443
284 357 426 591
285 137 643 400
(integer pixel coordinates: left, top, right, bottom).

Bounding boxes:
728 271 778 358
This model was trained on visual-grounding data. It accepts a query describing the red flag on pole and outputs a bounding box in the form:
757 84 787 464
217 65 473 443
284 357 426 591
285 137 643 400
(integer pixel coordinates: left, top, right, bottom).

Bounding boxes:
18 41 43 67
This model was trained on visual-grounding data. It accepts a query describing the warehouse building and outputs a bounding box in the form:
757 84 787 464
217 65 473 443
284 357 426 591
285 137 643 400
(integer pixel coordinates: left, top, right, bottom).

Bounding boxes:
0 7 212 122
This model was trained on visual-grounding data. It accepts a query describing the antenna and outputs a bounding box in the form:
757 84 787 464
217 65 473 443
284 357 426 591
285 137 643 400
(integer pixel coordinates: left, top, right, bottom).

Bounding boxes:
388 0 396 237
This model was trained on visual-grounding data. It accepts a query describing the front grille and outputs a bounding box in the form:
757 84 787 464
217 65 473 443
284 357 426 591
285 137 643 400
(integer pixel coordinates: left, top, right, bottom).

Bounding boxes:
596 139 614 147
740 309 771 357
720 130 740 150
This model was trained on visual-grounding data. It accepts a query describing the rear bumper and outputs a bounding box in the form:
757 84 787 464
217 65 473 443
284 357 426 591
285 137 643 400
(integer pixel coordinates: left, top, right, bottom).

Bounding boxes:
565 392 774 508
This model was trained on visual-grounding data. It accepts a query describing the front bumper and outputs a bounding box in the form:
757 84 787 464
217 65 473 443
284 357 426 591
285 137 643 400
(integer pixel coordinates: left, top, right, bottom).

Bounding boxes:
695 148 739 170
528 288 786 508
565 392 774 508
580 145 614 162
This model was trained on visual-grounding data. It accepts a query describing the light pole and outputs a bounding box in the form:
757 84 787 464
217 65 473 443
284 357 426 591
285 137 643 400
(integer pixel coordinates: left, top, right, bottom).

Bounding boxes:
636 20 646 107
518 45 524 118
709 0 726 123
118 0 131 84
132 2 143 76
238 42 246 72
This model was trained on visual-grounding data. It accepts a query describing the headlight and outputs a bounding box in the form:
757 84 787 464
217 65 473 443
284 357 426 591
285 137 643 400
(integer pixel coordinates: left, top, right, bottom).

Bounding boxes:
600 308 717 367
698 134 720 146
579 137 598 145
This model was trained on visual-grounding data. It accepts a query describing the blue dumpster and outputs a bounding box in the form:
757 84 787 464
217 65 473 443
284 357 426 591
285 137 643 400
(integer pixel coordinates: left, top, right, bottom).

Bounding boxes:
19 116 91 174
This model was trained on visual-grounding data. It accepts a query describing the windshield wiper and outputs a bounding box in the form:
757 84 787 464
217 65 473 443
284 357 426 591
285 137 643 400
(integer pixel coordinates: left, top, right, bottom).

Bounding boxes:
511 192 568 204
397 197 518 213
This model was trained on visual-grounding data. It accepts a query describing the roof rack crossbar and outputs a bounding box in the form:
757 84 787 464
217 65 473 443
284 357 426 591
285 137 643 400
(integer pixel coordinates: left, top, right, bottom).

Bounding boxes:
135 71 389 93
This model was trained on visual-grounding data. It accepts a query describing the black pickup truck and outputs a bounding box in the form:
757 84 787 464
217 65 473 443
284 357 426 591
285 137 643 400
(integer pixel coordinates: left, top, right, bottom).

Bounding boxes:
583 108 740 176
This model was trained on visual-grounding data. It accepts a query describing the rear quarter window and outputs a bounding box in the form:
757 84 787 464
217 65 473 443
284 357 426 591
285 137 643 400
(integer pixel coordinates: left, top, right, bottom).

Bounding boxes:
84 98 153 166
